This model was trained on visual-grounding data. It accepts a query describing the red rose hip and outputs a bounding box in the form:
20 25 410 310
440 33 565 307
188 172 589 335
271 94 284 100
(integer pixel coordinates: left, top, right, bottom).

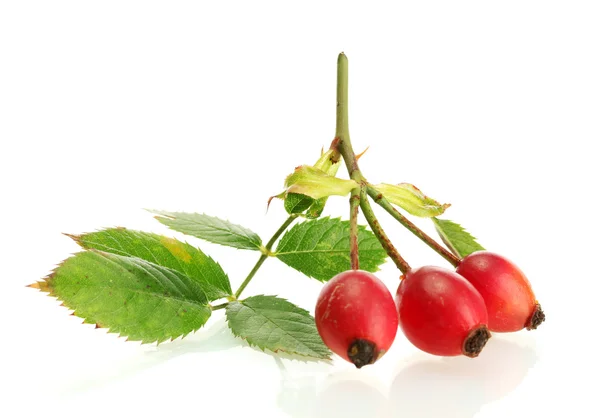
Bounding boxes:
396 266 490 357
315 270 398 368
456 251 545 332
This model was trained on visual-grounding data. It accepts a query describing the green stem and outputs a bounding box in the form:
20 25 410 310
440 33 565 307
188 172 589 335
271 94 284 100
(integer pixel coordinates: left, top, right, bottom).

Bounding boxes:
265 215 297 249
366 185 460 267
211 302 229 311
336 54 349 146
234 215 297 298
349 187 360 270
234 255 268 299
334 52 410 275
336 53 362 271
359 188 411 274
335 53 364 183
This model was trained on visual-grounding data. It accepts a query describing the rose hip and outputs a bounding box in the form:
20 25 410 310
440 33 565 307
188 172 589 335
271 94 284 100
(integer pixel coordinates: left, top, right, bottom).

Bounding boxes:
456 251 545 332
315 270 398 368
396 266 490 357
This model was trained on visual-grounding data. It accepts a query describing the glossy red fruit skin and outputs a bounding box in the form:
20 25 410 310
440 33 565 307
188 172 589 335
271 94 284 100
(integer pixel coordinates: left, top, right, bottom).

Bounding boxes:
396 266 489 357
456 251 540 332
315 270 398 367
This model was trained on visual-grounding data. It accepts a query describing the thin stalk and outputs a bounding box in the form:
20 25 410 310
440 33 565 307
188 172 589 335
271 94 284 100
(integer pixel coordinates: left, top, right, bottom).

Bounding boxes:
336 53 363 270
234 255 268 299
334 52 410 275
211 302 229 311
349 187 360 270
366 185 460 267
234 215 297 298
334 53 364 183
359 188 411 274
265 215 297 249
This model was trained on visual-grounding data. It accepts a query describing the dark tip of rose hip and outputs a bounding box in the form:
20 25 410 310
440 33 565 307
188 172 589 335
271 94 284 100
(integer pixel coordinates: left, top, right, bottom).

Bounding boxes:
526 303 546 330
347 339 378 368
462 326 492 358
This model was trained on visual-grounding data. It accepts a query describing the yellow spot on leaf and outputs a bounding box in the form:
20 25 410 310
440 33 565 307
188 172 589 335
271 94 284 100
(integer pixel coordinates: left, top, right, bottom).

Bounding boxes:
160 237 192 263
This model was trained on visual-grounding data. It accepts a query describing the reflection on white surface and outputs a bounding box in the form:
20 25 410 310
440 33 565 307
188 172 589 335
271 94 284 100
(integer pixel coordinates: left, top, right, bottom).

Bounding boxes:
276 337 537 418
61 316 242 395
387 338 537 417
313 378 388 418
42 312 538 418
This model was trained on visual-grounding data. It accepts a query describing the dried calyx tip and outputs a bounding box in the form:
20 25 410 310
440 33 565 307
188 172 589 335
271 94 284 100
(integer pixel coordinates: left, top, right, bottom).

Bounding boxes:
527 303 546 330
462 326 491 358
347 338 378 369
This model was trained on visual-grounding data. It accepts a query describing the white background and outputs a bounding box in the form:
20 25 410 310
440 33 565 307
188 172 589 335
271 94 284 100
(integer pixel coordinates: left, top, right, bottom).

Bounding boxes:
1 1 599 417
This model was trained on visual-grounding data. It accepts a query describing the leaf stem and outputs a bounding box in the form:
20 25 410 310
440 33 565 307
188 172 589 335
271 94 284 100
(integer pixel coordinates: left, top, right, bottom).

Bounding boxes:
266 215 297 249
334 52 410 275
234 255 268 299
211 302 229 311
234 215 297 298
366 185 461 267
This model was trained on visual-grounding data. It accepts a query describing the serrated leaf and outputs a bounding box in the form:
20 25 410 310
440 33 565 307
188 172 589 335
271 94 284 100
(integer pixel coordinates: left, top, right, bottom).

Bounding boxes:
150 210 263 251
32 251 211 344
274 217 387 281
432 218 485 258
375 183 450 217
283 165 357 200
226 295 331 360
72 228 232 301
284 193 315 214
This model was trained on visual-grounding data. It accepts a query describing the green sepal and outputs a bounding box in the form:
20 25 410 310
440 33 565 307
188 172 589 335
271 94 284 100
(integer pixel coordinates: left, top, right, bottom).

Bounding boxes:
374 183 450 217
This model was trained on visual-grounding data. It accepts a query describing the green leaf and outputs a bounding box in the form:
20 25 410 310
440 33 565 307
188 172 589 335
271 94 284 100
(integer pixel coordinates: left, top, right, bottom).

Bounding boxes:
284 193 315 214
275 217 387 281
150 210 263 251
71 228 232 301
375 183 450 217
31 251 212 344
432 218 485 258
305 197 328 219
283 165 357 200
226 295 331 360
